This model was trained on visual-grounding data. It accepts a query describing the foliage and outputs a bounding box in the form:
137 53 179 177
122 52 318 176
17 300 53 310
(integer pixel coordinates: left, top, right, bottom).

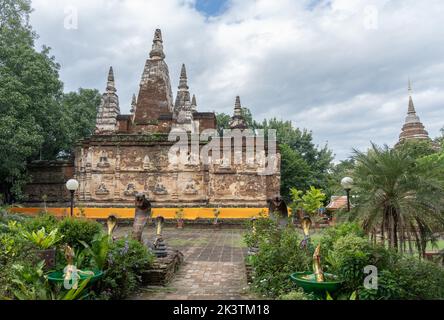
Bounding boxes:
324 159 355 201
23 212 58 232
318 223 444 300
99 237 154 300
243 212 277 249
8 260 91 300
21 227 63 250
59 88 101 148
58 218 103 250
0 2 101 202
290 186 326 215
248 226 311 298
79 233 110 270
279 288 313 300
319 222 366 256
350 143 444 254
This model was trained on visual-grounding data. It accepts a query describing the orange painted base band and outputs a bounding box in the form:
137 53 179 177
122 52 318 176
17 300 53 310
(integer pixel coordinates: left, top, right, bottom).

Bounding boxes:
10 207 270 220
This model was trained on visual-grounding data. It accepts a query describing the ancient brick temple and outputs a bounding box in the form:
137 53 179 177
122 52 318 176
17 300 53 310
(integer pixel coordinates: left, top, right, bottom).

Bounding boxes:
24 29 281 209
398 81 431 144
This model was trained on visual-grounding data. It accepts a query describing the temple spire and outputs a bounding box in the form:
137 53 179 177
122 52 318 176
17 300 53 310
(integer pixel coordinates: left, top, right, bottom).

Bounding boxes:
179 64 189 90
397 80 430 144
191 94 197 111
130 94 137 113
95 67 120 134
106 66 116 93
174 63 191 111
408 79 416 114
230 96 247 129
150 29 165 60
234 96 242 117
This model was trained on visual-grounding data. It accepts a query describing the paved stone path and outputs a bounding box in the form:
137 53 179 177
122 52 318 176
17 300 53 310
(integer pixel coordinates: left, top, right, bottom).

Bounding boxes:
120 226 253 300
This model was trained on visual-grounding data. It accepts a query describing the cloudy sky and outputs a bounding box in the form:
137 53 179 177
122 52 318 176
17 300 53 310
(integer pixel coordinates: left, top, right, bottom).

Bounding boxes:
30 0 444 161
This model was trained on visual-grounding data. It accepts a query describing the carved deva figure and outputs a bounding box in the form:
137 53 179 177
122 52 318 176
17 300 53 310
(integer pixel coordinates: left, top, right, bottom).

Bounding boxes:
132 193 152 242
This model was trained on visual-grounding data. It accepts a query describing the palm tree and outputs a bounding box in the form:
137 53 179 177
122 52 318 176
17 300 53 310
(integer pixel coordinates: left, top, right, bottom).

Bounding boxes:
349 143 444 256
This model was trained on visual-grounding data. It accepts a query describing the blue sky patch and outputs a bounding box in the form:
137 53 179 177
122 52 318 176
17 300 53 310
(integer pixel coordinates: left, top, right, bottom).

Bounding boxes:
195 0 229 16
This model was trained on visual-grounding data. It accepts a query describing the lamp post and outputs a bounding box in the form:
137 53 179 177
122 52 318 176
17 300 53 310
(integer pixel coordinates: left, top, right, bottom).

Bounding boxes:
341 177 354 212
66 179 79 217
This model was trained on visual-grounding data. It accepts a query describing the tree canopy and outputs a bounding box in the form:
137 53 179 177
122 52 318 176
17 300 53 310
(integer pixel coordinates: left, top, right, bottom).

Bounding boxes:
0 1 100 202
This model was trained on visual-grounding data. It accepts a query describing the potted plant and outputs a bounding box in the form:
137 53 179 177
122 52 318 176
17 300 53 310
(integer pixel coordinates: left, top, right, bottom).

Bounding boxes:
21 227 63 270
175 208 185 229
213 208 221 230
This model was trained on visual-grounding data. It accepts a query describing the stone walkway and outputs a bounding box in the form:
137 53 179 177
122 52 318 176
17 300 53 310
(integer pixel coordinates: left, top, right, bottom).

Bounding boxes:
120 226 253 300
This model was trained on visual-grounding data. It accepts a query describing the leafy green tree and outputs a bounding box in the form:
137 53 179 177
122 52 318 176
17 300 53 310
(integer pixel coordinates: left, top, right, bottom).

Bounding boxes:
0 0 62 201
350 143 444 254
258 119 333 199
215 112 231 136
324 159 355 201
58 89 101 155
0 1 100 201
280 144 311 198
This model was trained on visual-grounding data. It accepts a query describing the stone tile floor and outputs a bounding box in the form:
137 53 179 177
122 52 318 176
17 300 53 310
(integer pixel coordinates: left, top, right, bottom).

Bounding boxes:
115 226 255 300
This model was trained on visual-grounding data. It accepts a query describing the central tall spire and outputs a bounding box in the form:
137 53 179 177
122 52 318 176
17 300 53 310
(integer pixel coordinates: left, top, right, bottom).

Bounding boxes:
150 29 165 60
135 29 174 126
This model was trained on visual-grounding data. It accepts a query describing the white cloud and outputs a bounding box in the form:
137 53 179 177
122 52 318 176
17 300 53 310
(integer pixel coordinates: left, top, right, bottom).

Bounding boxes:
30 0 444 160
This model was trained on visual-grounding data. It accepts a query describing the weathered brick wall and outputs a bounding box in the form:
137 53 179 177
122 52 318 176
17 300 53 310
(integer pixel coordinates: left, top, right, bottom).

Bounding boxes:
24 160 74 204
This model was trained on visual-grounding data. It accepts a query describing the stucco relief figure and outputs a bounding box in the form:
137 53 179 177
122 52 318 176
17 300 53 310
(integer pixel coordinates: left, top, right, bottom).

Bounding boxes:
124 183 137 197
96 182 109 195
143 155 155 171
184 179 198 195
154 183 168 195
268 196 289 228
132 193 152 242
97 150 110 168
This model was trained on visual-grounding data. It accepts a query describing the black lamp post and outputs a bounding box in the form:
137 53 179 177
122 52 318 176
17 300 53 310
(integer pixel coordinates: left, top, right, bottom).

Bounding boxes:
66 179 79 217
341 177 354 212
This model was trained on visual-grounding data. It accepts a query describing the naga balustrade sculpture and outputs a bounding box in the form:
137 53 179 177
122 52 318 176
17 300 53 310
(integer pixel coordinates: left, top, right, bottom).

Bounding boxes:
132 193 152 242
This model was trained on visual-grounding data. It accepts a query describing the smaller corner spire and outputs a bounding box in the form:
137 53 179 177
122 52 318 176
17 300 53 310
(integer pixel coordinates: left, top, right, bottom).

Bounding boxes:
234 96 242 116
130 94 137 113
106 67 116 93
150 29 166 60
179 64 189 90
191 94 197 111
230 96 247 130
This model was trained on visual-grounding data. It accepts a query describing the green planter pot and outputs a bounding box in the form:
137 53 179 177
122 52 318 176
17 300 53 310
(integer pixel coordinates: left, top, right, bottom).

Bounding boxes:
290 272 343 295
48 269 103 284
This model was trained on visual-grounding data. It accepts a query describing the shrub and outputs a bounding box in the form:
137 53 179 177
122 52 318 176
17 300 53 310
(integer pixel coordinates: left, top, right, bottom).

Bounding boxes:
243 214 278 249
23 213 58 232
320 222 366 254
326 234 373 291
279 288 313 300
99 237 154 300
58 218 103 249
249 227 310 298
